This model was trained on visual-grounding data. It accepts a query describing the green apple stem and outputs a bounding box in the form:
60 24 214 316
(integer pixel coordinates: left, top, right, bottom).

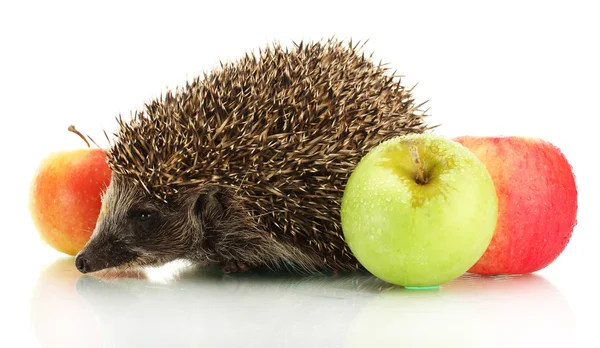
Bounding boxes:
409 145 428 185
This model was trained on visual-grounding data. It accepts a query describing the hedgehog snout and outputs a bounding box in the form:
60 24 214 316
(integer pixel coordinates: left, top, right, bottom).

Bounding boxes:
75 248 109 274
75 253 91 273
75 235 138 274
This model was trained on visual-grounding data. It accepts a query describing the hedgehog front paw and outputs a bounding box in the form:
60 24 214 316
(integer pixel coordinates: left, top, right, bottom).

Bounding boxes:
221 261 253 274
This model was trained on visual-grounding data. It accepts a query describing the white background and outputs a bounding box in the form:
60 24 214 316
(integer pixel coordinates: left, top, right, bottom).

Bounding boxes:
1 1 598 347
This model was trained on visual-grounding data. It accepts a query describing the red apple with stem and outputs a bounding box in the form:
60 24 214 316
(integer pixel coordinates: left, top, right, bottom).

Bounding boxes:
455 136 577 275
29 126 112 256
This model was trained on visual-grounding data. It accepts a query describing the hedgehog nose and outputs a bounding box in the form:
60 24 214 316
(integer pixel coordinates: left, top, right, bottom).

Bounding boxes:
75 254 90 273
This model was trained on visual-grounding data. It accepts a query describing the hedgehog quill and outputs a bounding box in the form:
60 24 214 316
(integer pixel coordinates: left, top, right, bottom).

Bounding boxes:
75 39 431 275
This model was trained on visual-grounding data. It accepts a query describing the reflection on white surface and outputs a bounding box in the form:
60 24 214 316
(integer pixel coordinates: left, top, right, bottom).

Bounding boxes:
31 258 575 348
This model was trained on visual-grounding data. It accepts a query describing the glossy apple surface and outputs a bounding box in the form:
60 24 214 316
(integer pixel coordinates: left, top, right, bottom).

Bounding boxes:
29 148 112 255
341 134 498 287
455 136 577 274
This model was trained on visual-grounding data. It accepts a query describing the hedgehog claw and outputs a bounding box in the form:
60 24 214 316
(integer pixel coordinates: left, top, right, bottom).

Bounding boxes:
221 261 252 274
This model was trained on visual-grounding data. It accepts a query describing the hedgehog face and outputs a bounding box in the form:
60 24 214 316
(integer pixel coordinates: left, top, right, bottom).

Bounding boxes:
75 174 199 274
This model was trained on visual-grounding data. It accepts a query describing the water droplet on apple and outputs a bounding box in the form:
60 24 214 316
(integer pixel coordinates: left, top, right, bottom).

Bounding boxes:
446 157 456 169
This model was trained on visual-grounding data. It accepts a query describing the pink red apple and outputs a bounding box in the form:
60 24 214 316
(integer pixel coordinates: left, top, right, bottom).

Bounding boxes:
29 137 112 256
454 136 577 275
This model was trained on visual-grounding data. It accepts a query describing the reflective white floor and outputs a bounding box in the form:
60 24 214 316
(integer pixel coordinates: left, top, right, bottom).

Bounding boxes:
26 257 580 348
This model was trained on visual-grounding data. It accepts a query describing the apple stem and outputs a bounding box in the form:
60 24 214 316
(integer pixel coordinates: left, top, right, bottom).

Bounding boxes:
87 135 102 150
68 125 90 148
409 145 428 185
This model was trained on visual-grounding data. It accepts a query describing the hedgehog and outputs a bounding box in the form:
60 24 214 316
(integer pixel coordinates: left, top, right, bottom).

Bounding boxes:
75 39 430 275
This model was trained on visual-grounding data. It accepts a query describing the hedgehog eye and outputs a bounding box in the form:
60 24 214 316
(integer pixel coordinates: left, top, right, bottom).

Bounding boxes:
128 209 157 223
139 212 153 221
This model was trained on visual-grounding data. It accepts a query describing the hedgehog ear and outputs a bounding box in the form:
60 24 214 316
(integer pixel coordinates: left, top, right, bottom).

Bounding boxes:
194 186 224 224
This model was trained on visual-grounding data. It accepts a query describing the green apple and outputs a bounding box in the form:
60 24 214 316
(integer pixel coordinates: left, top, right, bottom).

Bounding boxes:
341 134 498 287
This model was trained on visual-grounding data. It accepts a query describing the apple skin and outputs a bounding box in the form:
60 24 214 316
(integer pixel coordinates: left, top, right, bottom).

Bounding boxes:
29 148 112 256
454 136 577 275
341 134 498 287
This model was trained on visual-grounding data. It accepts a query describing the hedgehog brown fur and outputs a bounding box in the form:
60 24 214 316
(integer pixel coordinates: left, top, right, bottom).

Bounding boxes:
76 39 430 275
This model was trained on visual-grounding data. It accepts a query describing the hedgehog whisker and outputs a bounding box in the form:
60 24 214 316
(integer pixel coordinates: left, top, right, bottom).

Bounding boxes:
108 264 131 284
98 268 110 281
